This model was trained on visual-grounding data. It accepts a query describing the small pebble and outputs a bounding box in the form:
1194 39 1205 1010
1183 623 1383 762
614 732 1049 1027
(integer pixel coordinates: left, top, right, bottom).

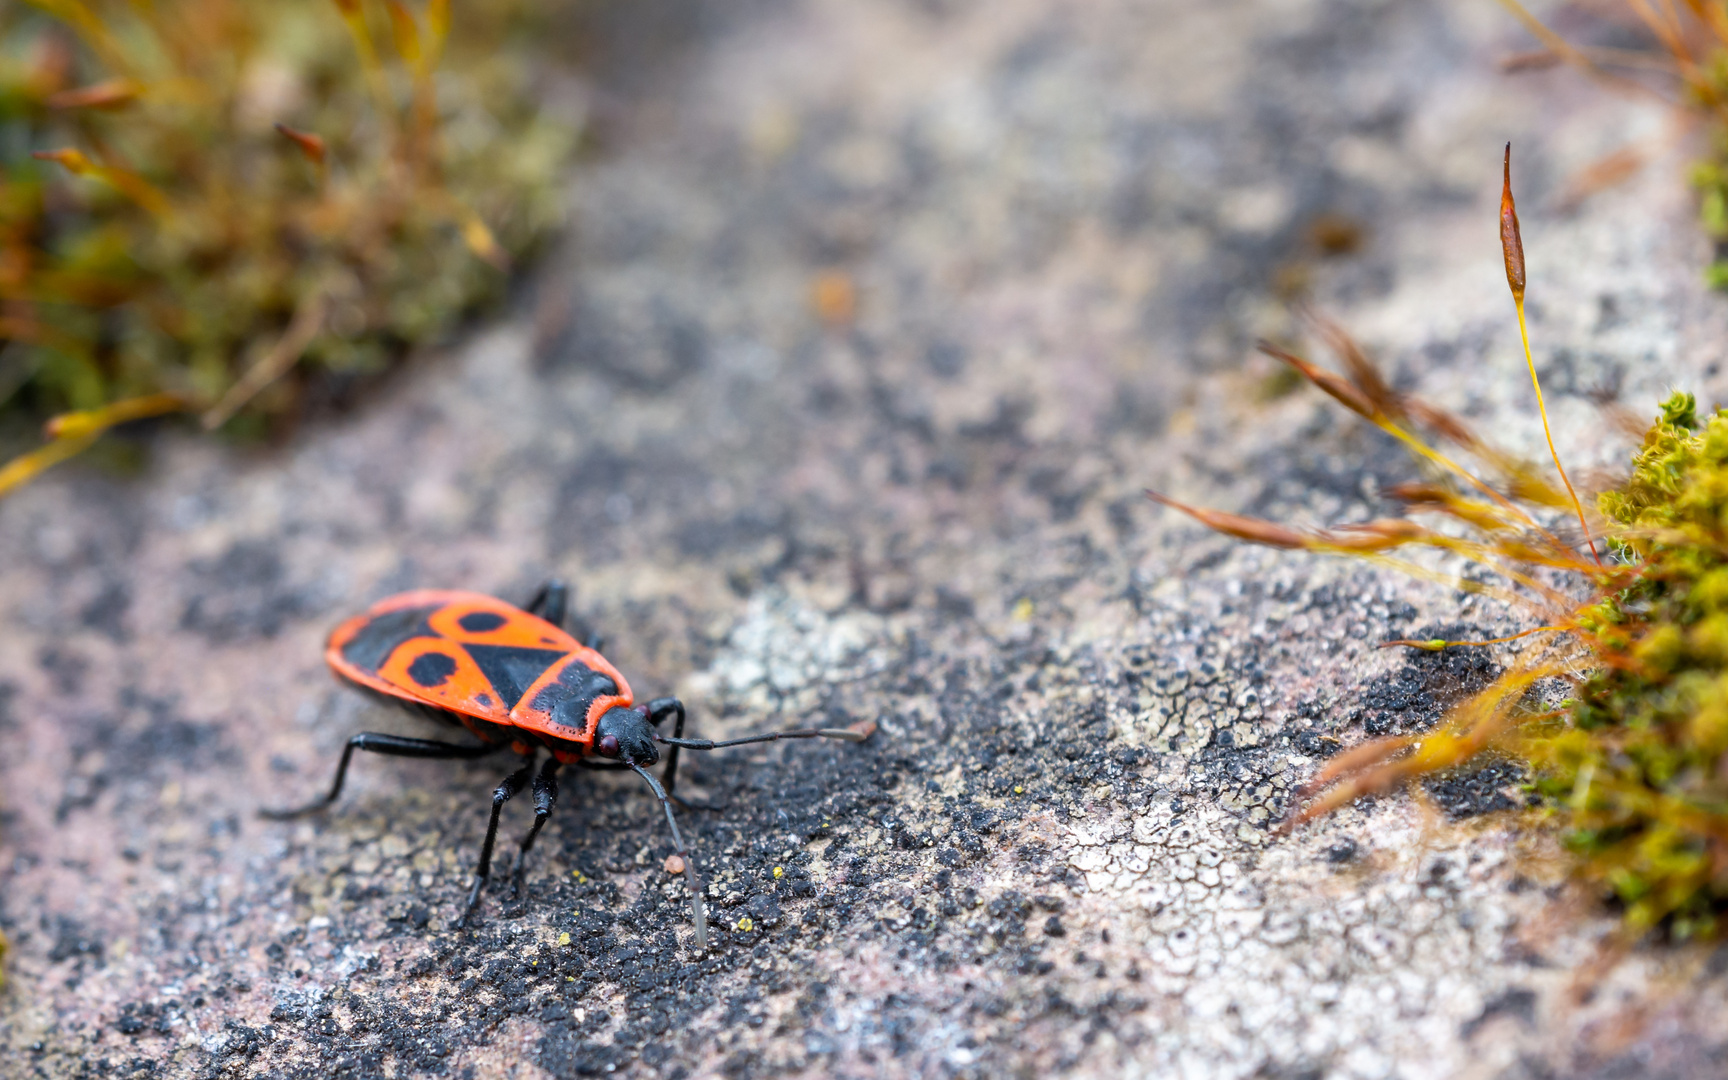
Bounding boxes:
665 854 686 874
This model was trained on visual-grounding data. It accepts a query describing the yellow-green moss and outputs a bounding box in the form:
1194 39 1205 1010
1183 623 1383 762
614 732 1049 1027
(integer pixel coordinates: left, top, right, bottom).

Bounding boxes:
0 0 573 437
1159 352 1728 939
1537 393 1728 937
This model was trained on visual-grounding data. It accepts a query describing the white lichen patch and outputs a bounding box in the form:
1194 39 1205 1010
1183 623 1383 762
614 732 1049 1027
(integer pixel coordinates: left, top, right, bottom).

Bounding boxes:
1117 661 1272 769
1057 799 1582 1080
694 586 890 716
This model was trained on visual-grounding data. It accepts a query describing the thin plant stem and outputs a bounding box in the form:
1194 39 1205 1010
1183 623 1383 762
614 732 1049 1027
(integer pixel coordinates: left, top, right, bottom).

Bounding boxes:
1381 625 1565 650
1514 297 1602 566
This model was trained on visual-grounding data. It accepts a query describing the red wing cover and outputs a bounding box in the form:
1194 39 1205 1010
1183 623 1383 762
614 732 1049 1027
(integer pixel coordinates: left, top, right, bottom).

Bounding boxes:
325 590 583 723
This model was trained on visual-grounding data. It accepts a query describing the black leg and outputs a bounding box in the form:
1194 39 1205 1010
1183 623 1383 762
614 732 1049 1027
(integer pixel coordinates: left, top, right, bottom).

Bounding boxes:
626 762 709 951
647 697 725 810
530 578 603 648
460 760 536 926
509 757 562 899
523 580 569 627
259 733 498 819
647 697 686 795
528 580 604 649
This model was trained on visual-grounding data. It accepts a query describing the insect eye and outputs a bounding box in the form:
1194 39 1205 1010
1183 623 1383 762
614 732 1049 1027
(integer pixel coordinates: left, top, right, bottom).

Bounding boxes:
598 734 620 758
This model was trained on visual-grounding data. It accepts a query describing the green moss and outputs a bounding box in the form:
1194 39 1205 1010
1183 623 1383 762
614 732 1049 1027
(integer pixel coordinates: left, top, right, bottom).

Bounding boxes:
1525 393 1728 936
0 0 575 448
1166 354 1728 938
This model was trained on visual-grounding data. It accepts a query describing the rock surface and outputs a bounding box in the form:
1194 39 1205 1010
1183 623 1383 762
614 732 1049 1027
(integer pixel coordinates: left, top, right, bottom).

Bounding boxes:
6 0 1728 1077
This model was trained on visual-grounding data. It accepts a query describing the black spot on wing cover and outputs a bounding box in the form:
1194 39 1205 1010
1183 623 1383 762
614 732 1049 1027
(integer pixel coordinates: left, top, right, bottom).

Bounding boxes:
341 606 438 673
407 652 458 688
458 611 509 633
466 645 570 709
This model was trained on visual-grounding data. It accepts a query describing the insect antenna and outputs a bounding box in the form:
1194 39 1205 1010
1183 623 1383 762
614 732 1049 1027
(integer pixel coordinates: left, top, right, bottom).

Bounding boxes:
628 761 709 951
656 720 877 752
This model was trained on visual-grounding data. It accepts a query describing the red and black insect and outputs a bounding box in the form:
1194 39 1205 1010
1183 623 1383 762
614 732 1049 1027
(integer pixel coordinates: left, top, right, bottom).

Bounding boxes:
262 581 873 948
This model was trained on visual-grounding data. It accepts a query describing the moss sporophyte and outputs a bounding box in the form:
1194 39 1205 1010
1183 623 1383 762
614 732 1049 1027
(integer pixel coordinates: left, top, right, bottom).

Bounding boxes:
1148 148 1728 939
1496 1 1728 289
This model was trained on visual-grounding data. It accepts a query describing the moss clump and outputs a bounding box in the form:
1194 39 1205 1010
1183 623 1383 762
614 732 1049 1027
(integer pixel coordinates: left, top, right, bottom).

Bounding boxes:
1531 393 1728 937
1158 363 1728 937
1147 134 1728 938
0 0 575 481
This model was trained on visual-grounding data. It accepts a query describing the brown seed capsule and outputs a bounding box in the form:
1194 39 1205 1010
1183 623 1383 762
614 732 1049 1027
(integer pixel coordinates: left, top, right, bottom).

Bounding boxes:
811 270 857 327
1501 143 1526 302
665 854 686 875
274 124 327 166
30 147 93 175
47 79 141 111
1145 490 1310 550
1257 341 1376 420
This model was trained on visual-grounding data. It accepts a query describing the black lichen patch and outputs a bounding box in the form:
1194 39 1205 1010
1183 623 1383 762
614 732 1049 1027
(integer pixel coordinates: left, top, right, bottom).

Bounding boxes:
198 623 1191 1079
1424 760 1529 821
113 1000 183 1040
80 579 133 642
1324 838 1359 864
1357 624 1499 737
47 917 104 969
54 689 232 823
1460 986 1536 1038
180 540 326 641
37 645 89 695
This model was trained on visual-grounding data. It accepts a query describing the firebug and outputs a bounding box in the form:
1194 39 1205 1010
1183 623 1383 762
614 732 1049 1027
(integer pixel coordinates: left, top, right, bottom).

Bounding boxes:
262 581 874 949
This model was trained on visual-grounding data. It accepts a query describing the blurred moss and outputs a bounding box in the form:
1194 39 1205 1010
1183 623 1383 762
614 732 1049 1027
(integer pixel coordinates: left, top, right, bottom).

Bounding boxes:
0 0 576 460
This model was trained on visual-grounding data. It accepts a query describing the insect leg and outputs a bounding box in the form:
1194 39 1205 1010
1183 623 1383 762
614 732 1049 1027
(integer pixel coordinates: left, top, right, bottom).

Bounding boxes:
523 580 569 627
628 762 708 951
459 759 536 926
527 578 605 647
509 757 563 899
646 697 687 795
644 698 721 809
259 734 497 819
